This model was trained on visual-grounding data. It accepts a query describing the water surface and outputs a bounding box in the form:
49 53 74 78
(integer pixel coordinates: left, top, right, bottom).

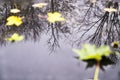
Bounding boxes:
0 0 120 80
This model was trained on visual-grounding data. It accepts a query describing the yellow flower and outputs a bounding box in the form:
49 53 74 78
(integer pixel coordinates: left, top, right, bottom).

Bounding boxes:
32 3 48 8
10 8 20 13
6 16 23 26
6 33 24 42
47 12 65 23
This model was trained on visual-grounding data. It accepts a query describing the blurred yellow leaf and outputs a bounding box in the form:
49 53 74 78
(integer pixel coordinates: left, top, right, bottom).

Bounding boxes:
10 8 20 13
104 7 117 12
47 12 65 23
6 33 24 42
72 44 111 61
6 16 23 26
32 3 48 8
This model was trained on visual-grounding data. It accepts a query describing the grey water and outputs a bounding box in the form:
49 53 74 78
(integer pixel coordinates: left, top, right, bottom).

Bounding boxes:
1 36 120 80
0 0 120 80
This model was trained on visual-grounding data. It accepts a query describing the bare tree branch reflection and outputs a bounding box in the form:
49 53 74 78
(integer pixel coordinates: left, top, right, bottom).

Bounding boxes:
0 0 74 52
45 0 73 51
75 1 120 48
2 0 120 52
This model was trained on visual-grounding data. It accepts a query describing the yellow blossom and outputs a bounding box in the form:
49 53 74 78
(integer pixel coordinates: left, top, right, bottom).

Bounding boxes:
6 33 24 42
10 8 20 13
6 16 23 26
47 12 65 23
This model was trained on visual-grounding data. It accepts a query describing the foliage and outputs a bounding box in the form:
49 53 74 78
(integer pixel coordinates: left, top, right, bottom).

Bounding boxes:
73 44 112 61
6 16 23 26
104 7 117 12
10 8 20 13
6 33 24 42
32 3 48 8
73 44 114 80
47 12 65 23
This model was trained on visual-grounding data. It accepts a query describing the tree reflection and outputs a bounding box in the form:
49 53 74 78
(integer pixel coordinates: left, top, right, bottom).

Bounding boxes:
0 0 43 43
0 0 74 51
1 0 120 52
75 0 120 48
45 0 73 51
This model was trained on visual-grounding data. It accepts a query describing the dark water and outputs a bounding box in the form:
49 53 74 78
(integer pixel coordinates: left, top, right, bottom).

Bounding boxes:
0 0 120 80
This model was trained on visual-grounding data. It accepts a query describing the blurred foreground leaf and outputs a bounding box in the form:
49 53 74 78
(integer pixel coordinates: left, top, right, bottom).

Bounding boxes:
73 44 112 61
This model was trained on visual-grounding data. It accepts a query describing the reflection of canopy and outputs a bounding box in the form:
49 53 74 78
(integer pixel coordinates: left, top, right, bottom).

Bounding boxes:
1 0 120 51
74 0 120 48
0 0 72 51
